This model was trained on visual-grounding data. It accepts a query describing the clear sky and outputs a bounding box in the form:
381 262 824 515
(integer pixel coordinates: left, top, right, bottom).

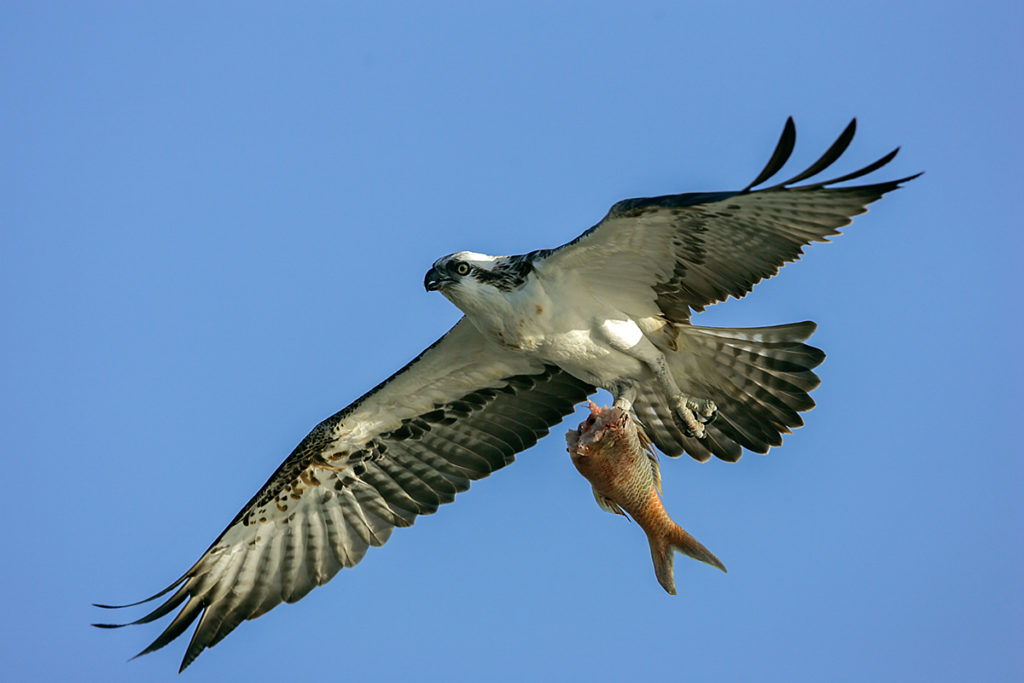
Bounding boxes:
3 2 1021 681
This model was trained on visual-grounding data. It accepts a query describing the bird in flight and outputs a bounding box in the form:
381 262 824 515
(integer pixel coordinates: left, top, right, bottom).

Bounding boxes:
96 118 917 671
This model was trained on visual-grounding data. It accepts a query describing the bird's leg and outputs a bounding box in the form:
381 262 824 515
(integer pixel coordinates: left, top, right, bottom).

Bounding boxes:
676 397 718 438
611 382 638 413
647 355 717 439
597 319 716 438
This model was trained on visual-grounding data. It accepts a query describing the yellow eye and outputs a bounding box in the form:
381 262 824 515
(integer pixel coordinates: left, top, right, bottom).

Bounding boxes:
455 262 470 276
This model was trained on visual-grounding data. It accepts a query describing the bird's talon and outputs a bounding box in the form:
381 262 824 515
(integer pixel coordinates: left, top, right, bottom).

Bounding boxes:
697 399 718 424
674 395 713 439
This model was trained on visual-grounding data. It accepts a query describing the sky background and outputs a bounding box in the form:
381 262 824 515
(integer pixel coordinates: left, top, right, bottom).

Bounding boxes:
3 2 1021 681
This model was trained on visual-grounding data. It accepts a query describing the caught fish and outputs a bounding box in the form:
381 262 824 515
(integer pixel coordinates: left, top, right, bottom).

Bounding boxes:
566 402 727 594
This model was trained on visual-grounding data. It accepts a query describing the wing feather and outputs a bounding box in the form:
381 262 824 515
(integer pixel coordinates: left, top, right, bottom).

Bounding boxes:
762 118 856 189
743 116 797 190
539 119 919 322
95 318 593 671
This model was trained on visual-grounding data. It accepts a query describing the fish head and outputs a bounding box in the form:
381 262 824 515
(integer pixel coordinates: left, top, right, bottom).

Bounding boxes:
565 402 627 457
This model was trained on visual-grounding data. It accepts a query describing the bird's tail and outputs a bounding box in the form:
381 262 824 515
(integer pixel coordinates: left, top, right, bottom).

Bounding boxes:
648 522 727 595
634 321 825 462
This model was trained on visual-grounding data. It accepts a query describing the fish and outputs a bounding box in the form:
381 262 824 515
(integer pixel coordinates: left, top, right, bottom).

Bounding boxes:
566 402 727 594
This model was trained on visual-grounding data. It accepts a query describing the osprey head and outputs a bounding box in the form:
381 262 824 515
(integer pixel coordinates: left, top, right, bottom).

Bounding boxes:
424 251 538 315
424 252 502 292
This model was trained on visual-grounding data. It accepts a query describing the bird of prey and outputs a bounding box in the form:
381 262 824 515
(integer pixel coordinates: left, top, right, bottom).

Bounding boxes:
95 119 917 671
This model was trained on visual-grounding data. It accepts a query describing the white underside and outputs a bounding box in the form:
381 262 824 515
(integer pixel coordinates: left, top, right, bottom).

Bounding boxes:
442 265 681 399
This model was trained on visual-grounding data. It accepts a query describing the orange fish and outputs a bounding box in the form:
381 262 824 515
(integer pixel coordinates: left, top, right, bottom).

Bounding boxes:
566 402 727 594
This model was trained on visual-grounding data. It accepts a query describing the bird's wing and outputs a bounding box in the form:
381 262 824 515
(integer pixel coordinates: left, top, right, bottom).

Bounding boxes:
537 118 920 322
94 318 593 672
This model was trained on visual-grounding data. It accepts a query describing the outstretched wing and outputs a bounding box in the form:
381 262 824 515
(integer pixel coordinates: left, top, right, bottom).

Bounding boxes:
94 318 593 671
538 118 920 322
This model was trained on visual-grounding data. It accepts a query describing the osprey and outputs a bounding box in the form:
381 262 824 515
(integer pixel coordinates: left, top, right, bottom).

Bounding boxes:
96 119 917 671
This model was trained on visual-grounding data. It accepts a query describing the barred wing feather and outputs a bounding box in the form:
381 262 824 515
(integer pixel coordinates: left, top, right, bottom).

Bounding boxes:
94 318 593 671
539 118 920 322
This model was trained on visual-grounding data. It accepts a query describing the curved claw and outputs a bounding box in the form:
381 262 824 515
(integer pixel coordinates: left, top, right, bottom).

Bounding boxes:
674 396 716 439
696 398 718 424
682 423 705 439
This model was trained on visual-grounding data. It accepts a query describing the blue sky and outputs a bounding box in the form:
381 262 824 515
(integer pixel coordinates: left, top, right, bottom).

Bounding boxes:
3 2 1021 681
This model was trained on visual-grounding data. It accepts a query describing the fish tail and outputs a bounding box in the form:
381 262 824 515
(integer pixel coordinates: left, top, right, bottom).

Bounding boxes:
649 526 727 595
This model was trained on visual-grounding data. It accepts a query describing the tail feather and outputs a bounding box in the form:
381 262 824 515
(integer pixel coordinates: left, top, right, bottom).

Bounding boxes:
696 333 823 396
649 526 727 595
637 321 824 462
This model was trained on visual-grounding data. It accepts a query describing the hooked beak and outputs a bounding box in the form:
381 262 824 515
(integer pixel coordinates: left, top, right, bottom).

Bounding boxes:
424 267 449 292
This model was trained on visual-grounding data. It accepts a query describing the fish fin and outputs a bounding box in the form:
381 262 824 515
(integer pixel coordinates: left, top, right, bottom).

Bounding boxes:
592 487 625 516
635 420 662 493
670 527 728 575
649 537 678 595
648 451 662 495
649 526 727 595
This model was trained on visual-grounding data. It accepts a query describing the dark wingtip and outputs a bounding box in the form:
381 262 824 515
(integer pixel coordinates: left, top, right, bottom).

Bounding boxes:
742 120 920 194
806 146 903 189
91 577 184 610
743 117 797 191
763 118 858 190
127 640 194 674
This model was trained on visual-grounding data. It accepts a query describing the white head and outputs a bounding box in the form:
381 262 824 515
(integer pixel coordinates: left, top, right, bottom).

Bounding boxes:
423 250 533 312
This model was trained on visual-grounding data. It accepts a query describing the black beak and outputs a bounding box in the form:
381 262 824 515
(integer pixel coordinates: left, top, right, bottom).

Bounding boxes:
424 267 446 291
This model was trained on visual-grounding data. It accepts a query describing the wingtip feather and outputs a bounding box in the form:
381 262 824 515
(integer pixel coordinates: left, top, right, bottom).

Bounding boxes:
763 119 858 190
743 117 797 191
92 574 188 610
